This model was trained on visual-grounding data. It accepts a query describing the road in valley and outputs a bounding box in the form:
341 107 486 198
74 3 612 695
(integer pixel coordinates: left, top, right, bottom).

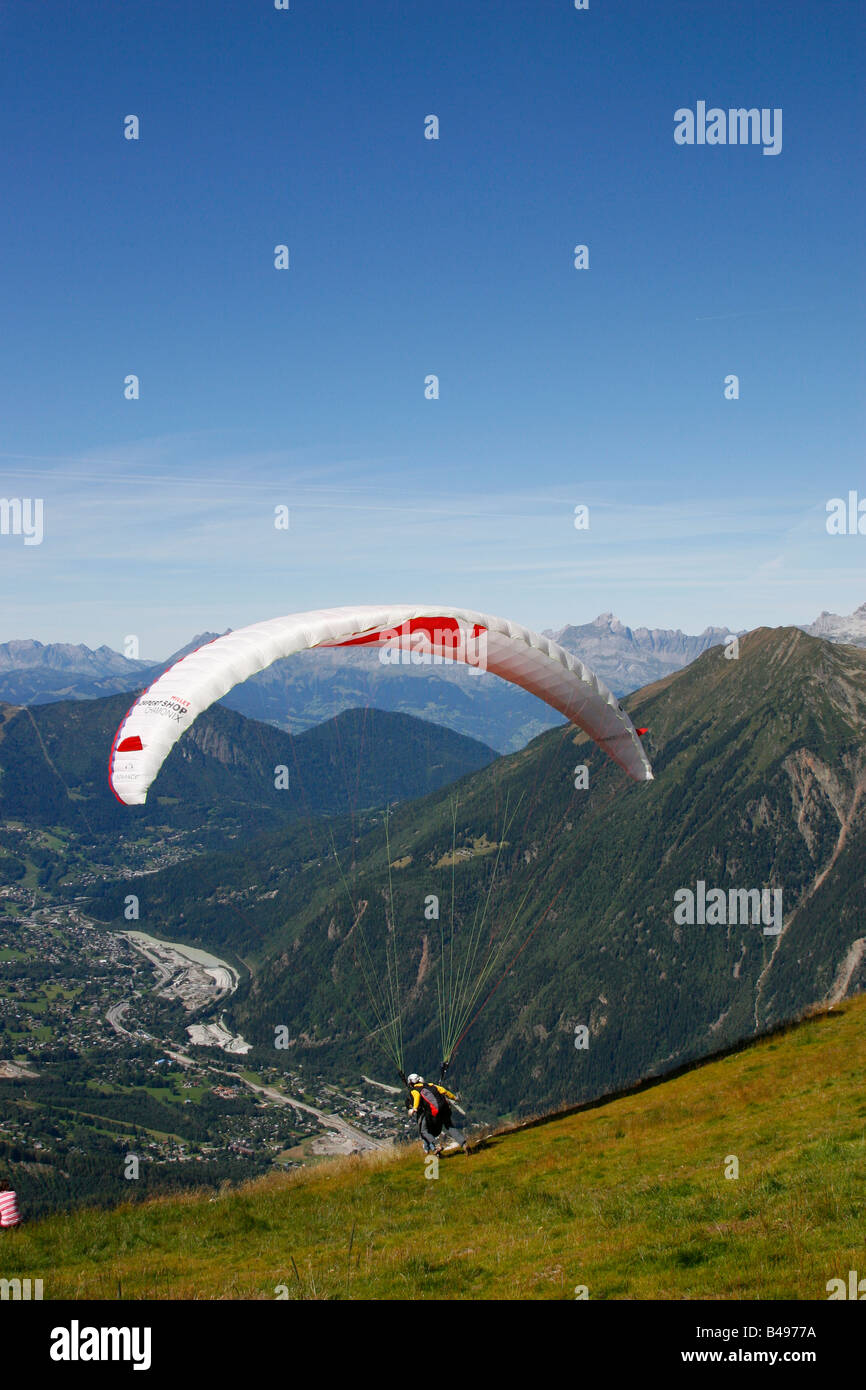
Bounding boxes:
108 927 388 1154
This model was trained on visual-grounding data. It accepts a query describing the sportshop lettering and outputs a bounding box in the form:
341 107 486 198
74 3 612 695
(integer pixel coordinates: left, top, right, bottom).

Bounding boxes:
49 1321 152 1371
674 103 782 156
138 697 192 722
673 882 783 935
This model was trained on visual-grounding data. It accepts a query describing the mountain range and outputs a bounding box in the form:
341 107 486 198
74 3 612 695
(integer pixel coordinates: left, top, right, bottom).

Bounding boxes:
0 635 550 753
5 603 863 755
543 612 734 690
0 610 741 755
0 695 496 843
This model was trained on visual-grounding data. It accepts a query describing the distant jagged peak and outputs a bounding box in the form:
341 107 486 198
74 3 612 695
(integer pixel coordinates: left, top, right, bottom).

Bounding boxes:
547 612 631 640
801 601 866 646
543 613 733 649
591 610 624 631
536 612 742 696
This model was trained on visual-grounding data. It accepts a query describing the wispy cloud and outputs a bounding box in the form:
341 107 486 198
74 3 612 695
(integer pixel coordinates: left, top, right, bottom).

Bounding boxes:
2 437 858 652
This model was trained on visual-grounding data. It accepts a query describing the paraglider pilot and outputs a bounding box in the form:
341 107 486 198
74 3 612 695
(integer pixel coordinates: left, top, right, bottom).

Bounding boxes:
405 1073 466 1154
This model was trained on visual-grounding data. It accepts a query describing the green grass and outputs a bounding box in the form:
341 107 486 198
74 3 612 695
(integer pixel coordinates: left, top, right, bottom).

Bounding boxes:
21 862 40 890
43 983 81 1002
6 1023 53 1041
141 1086 185 1104
6 997 866 1300
29 1103 188 1145
85 1076 207 1105
2 982 79 1011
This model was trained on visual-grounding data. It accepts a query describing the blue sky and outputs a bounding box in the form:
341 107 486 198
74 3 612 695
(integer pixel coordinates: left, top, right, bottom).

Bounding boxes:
1 0 863 657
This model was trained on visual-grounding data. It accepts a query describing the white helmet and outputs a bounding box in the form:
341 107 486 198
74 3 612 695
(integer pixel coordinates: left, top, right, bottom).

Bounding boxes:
407 1073 423 1086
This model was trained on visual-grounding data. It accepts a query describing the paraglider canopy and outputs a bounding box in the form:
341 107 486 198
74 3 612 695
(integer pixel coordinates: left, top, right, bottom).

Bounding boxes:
109 603 653 804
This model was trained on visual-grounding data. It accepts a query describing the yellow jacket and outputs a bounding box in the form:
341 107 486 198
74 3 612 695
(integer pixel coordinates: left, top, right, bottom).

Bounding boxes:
409 1083 455 1115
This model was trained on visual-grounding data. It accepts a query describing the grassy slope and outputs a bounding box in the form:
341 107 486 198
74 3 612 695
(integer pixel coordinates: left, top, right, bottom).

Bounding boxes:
8 996 865 1301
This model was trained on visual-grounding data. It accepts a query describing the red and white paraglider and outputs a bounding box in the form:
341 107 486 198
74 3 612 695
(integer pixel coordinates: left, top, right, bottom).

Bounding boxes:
109 604 652 803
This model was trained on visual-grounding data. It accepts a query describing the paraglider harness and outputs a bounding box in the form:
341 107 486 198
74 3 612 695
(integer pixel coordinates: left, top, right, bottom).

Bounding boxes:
401 1064 453 1132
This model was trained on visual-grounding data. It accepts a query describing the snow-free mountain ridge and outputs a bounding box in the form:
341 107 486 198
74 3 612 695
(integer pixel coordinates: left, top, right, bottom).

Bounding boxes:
4 602 866 751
